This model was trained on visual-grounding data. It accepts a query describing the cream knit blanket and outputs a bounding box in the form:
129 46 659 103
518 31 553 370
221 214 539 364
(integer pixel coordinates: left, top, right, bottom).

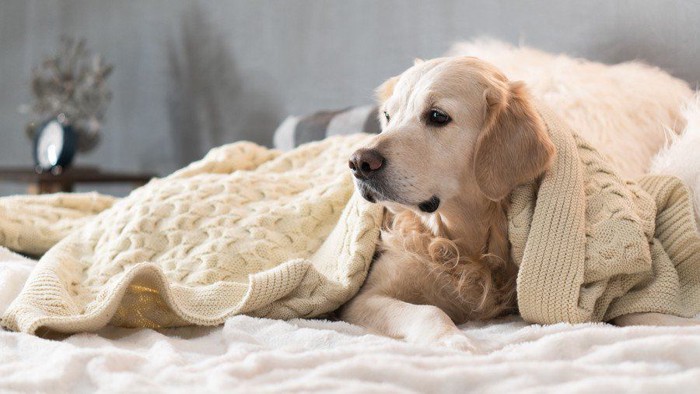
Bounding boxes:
1 135 383 335
510 104 700 324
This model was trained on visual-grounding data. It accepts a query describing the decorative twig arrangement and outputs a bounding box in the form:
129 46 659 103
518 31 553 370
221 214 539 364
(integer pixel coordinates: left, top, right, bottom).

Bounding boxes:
26 37 113 152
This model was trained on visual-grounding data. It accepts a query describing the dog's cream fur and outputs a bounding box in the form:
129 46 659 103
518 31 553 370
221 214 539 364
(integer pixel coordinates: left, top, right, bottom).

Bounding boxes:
340 53 699 350
449 39 692 179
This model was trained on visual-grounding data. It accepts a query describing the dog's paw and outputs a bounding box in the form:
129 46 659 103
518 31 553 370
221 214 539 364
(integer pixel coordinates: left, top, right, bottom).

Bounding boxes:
431 332 478 352
401 306 479 352
406 330 478 352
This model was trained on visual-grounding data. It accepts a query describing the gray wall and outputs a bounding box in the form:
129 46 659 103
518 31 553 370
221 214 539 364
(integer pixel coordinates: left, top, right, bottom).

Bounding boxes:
2 0 700 196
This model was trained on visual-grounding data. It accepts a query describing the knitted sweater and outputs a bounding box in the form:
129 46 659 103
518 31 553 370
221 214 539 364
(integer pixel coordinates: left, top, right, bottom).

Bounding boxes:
510 104 700 323
1 135 383 335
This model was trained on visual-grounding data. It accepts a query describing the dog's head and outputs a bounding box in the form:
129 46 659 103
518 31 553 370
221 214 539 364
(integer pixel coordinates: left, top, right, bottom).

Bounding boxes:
349 57 555 214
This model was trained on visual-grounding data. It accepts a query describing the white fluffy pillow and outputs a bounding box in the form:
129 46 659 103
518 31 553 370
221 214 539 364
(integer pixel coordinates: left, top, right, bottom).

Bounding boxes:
448 39 692 179
651 95 700 223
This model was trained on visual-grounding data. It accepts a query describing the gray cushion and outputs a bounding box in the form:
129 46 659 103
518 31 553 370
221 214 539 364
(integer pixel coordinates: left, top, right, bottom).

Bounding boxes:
273 105 381 150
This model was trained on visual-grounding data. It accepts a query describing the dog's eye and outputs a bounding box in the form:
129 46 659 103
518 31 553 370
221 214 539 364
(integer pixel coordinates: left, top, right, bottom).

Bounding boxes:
383 111 390 123
427 109 450 126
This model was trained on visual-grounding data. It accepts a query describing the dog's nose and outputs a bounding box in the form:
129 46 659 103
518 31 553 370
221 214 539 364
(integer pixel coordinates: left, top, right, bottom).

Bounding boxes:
349 148 385 179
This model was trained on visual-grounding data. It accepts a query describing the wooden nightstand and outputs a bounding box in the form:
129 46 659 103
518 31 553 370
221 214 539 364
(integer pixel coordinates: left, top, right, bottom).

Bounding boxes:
0 166 156 194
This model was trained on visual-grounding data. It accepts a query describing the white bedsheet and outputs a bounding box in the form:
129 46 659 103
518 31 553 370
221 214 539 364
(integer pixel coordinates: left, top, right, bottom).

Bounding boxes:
2 246 700 393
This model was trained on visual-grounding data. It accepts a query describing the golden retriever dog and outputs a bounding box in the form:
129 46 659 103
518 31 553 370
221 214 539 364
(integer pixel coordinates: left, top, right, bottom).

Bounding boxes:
339 56 699 351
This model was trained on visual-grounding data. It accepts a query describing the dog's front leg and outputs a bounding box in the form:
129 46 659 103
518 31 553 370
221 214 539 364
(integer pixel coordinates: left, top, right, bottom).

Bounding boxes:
339 290 476 351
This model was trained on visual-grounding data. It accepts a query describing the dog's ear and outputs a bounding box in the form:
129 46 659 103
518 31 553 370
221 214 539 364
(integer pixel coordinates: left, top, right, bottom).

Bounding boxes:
473 81 555 201
375 76 399 103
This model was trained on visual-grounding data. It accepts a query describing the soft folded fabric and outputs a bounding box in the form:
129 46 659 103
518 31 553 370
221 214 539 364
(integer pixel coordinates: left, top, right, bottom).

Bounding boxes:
0 192 117 256
510 103 700 324
1 135 383 335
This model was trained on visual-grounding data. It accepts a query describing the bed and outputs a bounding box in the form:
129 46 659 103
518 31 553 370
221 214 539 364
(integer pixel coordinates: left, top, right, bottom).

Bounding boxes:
2 40 700 393
3 247 700 392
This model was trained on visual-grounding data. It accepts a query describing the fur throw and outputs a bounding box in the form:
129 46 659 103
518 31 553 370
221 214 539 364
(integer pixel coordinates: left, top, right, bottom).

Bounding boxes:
651 94 700 224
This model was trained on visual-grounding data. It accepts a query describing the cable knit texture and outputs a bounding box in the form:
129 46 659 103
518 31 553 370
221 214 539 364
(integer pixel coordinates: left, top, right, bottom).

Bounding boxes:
0 193 117 256
510 103 700 324
1 135 383 335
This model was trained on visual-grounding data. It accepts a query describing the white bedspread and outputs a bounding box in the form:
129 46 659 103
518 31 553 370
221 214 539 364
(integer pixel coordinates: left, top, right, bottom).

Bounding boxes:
2 246 700 393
